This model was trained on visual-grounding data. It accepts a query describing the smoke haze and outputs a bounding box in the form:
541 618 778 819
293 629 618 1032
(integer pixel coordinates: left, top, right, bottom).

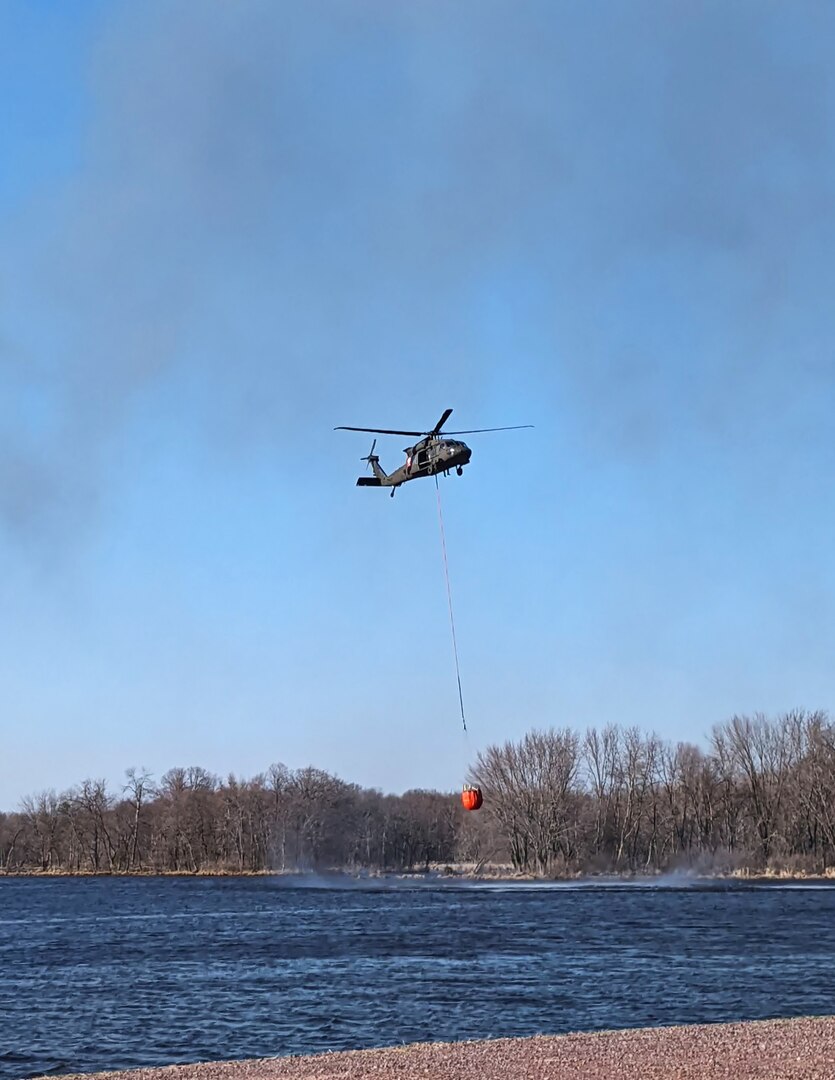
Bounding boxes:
4 1 834 543
2 1 835 803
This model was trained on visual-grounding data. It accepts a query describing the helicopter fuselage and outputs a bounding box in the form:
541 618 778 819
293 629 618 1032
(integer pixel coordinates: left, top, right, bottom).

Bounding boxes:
358 436 472 491
396 437 472 484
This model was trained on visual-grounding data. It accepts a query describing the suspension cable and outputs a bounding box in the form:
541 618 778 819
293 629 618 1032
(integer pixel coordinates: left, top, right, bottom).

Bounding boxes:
434 475 467 732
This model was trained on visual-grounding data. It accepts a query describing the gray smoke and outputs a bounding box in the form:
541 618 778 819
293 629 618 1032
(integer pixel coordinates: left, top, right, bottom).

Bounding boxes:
3 0 834 545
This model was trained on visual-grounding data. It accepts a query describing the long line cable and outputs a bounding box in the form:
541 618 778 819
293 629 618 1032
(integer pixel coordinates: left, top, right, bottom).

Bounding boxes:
434 475 467 733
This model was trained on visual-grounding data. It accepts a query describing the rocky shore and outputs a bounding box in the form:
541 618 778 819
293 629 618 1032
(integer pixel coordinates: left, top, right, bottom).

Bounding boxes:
45 1016 835 1079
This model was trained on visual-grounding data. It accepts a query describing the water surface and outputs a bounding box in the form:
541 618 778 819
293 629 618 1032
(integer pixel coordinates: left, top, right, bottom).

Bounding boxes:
2 875 833 1079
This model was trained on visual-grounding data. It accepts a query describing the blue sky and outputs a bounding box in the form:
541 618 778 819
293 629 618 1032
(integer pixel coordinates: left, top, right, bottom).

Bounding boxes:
2 1 835 805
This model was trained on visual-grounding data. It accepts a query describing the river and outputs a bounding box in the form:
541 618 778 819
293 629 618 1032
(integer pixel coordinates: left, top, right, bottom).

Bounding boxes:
2 875 833 1078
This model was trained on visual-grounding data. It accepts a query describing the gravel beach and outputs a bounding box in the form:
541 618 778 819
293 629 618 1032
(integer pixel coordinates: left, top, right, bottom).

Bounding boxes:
45 1016 835 1080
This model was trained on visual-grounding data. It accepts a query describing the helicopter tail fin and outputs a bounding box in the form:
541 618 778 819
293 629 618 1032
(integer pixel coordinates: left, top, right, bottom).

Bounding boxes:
359 440 389 485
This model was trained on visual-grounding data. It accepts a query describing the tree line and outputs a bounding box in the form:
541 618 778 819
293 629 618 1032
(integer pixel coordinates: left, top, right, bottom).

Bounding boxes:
3 710 835 877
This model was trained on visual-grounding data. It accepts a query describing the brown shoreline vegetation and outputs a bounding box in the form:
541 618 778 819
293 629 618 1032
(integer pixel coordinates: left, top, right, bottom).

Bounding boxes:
4 864 835 882
6 711 835 879
42 1017 835 1080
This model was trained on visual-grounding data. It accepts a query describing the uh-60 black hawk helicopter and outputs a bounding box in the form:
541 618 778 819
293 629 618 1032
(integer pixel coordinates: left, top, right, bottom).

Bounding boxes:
335 408 532 496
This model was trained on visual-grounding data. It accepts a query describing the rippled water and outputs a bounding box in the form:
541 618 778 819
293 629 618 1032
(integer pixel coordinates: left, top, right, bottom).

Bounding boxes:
2 875 835 1079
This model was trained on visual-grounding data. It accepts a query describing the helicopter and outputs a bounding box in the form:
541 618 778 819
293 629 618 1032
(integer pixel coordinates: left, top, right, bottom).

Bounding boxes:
335 408 532 496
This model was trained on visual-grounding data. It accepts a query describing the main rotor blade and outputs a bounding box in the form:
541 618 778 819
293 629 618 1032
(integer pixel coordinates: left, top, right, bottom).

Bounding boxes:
430 408 453 435
444 425 535 434
335 426 424 436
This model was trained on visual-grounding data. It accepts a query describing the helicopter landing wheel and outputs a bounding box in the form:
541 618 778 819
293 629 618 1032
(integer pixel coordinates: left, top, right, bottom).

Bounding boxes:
456 466 463 476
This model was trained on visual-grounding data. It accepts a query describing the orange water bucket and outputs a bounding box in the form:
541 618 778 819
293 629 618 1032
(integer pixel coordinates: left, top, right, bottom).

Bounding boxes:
461 785 483 811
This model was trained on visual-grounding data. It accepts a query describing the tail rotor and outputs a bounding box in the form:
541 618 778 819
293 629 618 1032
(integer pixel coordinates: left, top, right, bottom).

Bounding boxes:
361 439 378 471
355 439 390 489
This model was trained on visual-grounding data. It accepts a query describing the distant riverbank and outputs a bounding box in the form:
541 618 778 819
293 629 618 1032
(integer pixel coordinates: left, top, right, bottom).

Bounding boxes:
4 864 835 882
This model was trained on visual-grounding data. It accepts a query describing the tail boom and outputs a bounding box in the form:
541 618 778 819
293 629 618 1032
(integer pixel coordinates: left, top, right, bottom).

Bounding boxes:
359 441 390 486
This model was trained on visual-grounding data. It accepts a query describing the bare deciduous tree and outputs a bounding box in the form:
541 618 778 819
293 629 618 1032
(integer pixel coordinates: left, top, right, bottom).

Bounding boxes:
4 711 835 877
